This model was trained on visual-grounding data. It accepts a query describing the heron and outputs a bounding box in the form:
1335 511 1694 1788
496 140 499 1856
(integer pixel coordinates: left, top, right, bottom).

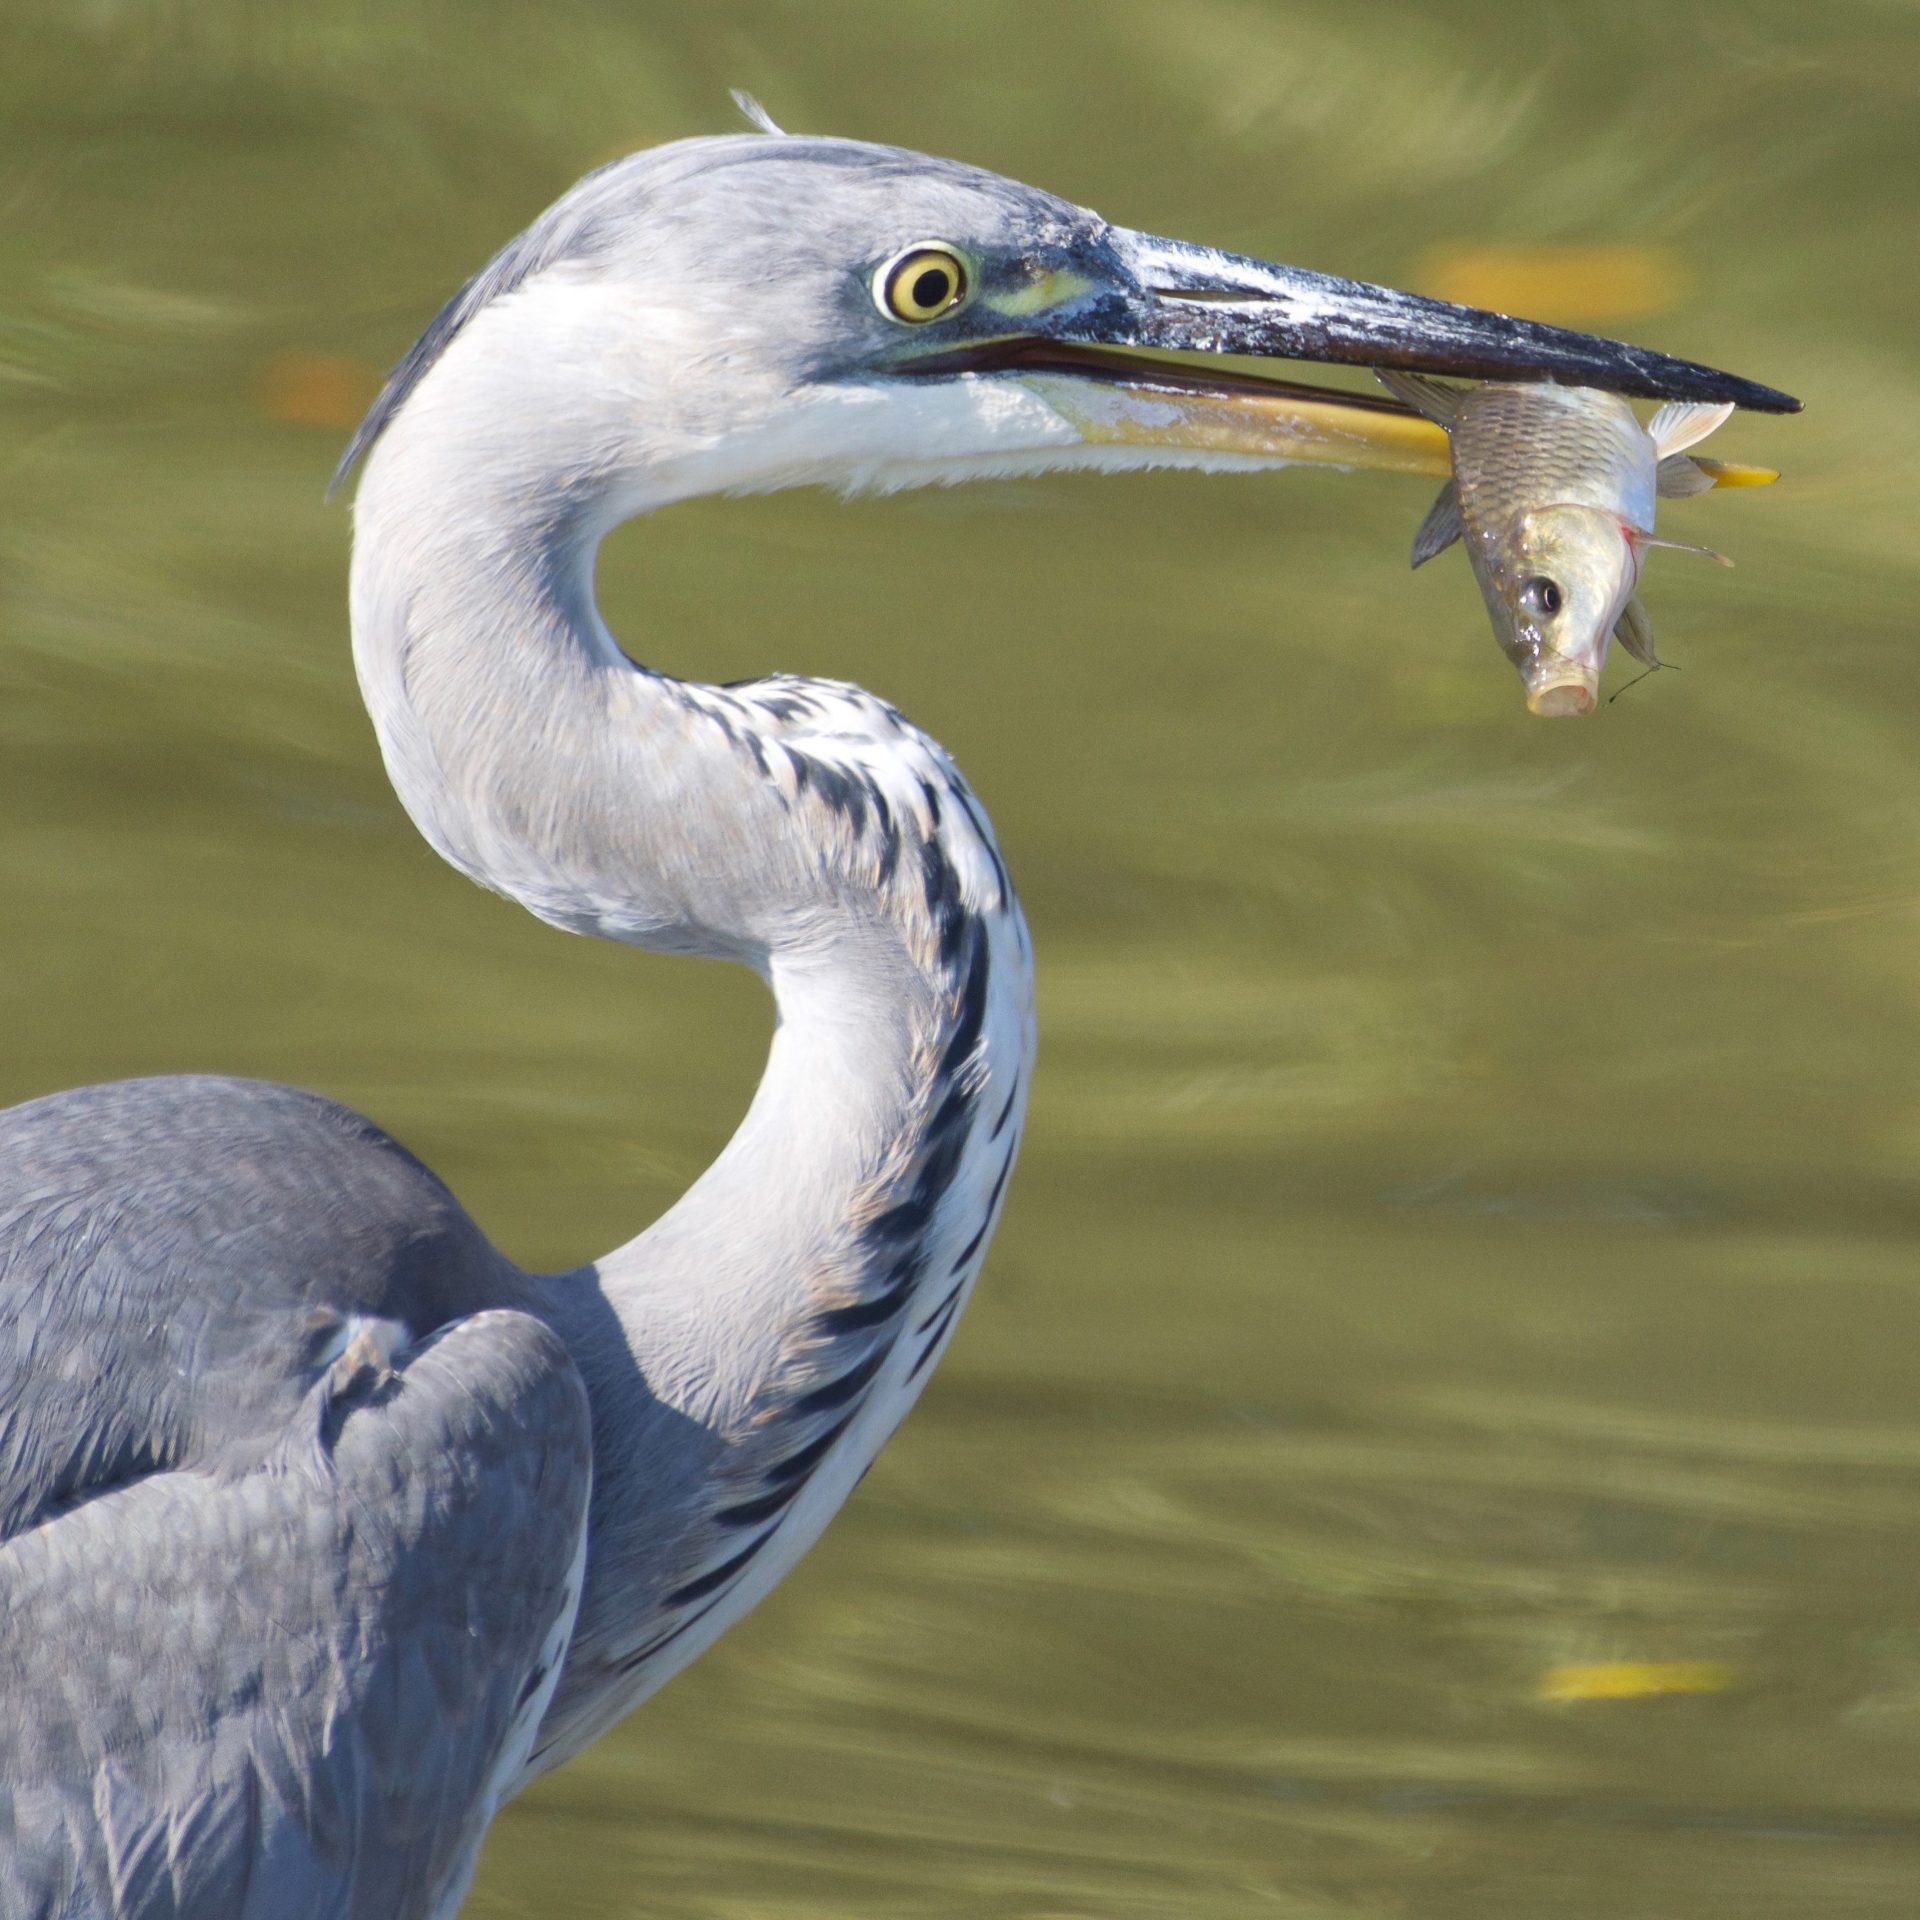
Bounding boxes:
0 113 1795 1917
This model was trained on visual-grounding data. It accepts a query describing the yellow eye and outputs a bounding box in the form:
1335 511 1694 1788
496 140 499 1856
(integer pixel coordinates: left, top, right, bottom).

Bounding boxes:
875 245 970 323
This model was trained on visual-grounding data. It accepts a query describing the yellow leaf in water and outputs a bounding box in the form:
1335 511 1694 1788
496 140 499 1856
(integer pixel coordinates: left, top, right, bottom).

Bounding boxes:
1416 245 1689 325
256 352 382 430
1537 1660 1737 1702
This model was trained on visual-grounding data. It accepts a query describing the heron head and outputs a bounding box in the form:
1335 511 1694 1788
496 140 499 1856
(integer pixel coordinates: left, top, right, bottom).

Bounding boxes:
336 132 1796 510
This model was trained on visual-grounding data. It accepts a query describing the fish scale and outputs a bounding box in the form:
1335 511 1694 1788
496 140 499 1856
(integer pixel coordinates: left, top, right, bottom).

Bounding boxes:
1452 384 1654 537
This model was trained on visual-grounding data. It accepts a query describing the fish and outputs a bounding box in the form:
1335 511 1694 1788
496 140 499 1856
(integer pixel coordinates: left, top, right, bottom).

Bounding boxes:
1377 372 1742 716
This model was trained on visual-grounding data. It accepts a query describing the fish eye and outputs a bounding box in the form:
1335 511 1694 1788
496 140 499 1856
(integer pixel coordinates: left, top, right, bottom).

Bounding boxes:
875 244 970 323
1518 576 1564 617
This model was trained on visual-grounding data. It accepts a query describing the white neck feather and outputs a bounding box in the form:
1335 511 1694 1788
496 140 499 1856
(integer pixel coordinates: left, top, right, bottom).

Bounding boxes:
346 311 1034 1771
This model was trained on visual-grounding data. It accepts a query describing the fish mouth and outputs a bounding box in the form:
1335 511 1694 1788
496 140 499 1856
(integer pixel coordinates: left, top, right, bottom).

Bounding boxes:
1526 667 1601 718
1520 624 1614 717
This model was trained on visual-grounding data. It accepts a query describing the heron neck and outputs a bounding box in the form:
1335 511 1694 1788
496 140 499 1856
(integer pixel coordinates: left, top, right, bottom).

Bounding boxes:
347 420 1031 1757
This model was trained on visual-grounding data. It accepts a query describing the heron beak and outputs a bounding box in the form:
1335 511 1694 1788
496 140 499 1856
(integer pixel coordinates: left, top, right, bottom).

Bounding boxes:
910 228 1799 477
1099 231 1800 411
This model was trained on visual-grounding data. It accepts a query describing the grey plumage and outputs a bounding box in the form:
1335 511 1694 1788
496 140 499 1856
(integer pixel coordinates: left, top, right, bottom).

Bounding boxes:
0 1080 590 1919
0 1079 507 1537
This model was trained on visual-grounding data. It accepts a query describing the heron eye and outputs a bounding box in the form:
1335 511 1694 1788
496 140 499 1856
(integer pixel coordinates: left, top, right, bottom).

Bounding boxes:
876 245 969 323
1519 576 1564 617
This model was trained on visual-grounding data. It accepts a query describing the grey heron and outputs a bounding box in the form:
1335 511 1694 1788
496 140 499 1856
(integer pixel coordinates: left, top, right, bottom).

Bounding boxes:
0 118 1796 1918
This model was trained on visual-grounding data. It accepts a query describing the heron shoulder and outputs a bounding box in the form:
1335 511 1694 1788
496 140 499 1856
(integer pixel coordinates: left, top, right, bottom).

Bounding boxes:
0 1073 514 1540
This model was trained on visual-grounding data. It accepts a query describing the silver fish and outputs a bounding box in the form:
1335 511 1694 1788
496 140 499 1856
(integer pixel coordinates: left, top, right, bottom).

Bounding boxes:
1378 373 1734 716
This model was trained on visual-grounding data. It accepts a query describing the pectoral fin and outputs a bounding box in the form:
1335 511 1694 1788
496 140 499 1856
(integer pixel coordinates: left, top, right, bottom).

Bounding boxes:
1656 453 1718 498
1614 596 1659 666
1648 400 1734 458
1410 480 1463 569
1374 368 1464 425
1634 531 1734 566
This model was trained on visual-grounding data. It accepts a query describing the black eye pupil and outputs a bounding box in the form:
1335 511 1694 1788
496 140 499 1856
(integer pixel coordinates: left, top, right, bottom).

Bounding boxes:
1522 576 1563 615
910 267 951 309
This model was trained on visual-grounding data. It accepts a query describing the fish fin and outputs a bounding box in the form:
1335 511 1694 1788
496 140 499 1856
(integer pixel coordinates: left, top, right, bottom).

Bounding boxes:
1410 481 1463 569
1373 369 1464 425
1614 596 1659 667
1647 400 1733 459
1692 456 1779 489
1656 453 1719 499
1632 530 1734 567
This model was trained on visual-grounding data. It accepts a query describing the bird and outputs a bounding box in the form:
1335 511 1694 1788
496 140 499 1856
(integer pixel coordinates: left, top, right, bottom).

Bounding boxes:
0 112 1796 1918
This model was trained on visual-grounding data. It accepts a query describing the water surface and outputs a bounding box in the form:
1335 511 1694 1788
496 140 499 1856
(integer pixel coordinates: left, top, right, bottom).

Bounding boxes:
3 4 1918 1914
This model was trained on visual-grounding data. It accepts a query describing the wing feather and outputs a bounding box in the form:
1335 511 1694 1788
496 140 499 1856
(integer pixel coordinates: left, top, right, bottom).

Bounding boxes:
0 1307 591 1919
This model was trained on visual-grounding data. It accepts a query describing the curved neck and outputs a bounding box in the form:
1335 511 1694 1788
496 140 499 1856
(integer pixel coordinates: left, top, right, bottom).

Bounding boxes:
348 402 1033 1767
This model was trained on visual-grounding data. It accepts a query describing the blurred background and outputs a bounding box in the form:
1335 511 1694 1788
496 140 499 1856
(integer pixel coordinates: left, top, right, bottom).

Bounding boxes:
2 2 1918 1914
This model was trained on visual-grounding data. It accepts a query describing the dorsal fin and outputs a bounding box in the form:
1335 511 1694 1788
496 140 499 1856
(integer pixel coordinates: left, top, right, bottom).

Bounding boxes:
1656 453 1718 499
1647 400 1733 459
1374 368 1464 425
1410 480 1462 568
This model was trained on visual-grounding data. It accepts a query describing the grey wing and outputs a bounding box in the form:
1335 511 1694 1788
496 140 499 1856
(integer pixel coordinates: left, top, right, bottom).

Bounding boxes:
0 1076 515 1543
0 1307 592 1920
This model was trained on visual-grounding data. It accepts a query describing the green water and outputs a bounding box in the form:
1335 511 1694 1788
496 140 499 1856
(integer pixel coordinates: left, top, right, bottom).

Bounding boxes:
4 3 1918 1914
